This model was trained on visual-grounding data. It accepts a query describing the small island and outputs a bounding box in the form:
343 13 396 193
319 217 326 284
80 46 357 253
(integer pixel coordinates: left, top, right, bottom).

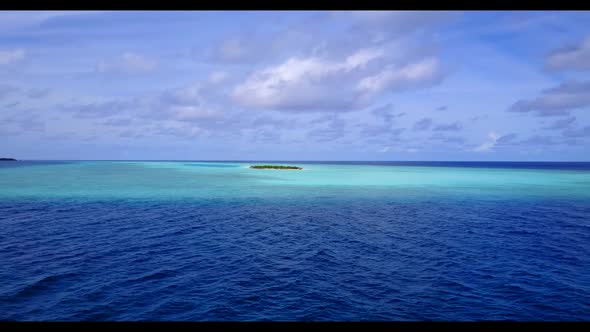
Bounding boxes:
249 165 302 170
0 158 17 161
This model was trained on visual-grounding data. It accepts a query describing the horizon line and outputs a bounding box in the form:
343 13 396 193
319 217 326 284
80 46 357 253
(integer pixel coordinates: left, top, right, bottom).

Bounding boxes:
8 159 590 163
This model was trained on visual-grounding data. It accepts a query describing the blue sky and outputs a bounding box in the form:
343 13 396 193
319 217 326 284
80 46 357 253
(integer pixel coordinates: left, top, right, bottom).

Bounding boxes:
1 10 590 161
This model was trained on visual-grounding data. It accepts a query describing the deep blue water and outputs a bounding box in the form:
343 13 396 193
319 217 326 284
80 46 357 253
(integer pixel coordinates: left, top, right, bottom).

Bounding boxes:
1 161 589 321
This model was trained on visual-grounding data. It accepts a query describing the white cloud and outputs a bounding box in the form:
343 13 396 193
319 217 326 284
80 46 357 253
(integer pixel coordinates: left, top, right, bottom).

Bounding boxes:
121 52 157 72
219 39 247 61
152 83 223 122
97 52 157 74
162 84 204 105
0 49 25 65
473 131 500 152
545 36 590 71
357 57 442 99
59 81 223 124
232 56 356 110
0 11 103 31
208 71 228 84
152 122 204 139
338 11 459 38
379 146 391 153
343 48 385 71
509 80 590 117
165 105 219 121
212 38 260 64
232 48 443 111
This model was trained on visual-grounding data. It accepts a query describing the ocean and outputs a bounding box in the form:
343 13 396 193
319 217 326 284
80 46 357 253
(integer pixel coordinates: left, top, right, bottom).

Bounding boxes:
1 161 589 321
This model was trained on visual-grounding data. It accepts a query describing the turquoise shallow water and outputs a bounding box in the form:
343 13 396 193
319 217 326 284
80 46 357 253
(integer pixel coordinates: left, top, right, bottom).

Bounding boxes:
1 161 589 201
1 161 590 320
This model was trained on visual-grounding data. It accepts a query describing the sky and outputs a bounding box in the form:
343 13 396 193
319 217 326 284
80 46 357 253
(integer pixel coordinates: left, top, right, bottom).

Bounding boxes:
1 10 590 161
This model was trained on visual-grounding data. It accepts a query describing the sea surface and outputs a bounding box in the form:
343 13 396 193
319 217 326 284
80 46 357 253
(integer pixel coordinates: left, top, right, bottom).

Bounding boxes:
1 161 589 321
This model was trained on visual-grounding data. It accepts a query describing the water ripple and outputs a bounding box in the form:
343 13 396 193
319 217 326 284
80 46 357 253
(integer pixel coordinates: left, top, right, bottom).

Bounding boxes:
1 197 589 320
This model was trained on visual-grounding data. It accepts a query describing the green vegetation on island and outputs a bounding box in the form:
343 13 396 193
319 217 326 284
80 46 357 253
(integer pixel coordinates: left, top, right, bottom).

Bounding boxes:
0 158 17 161
249 165 302 170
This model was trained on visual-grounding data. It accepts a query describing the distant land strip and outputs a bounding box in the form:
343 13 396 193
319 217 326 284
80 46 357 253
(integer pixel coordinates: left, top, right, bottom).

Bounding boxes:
249 165 302 170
